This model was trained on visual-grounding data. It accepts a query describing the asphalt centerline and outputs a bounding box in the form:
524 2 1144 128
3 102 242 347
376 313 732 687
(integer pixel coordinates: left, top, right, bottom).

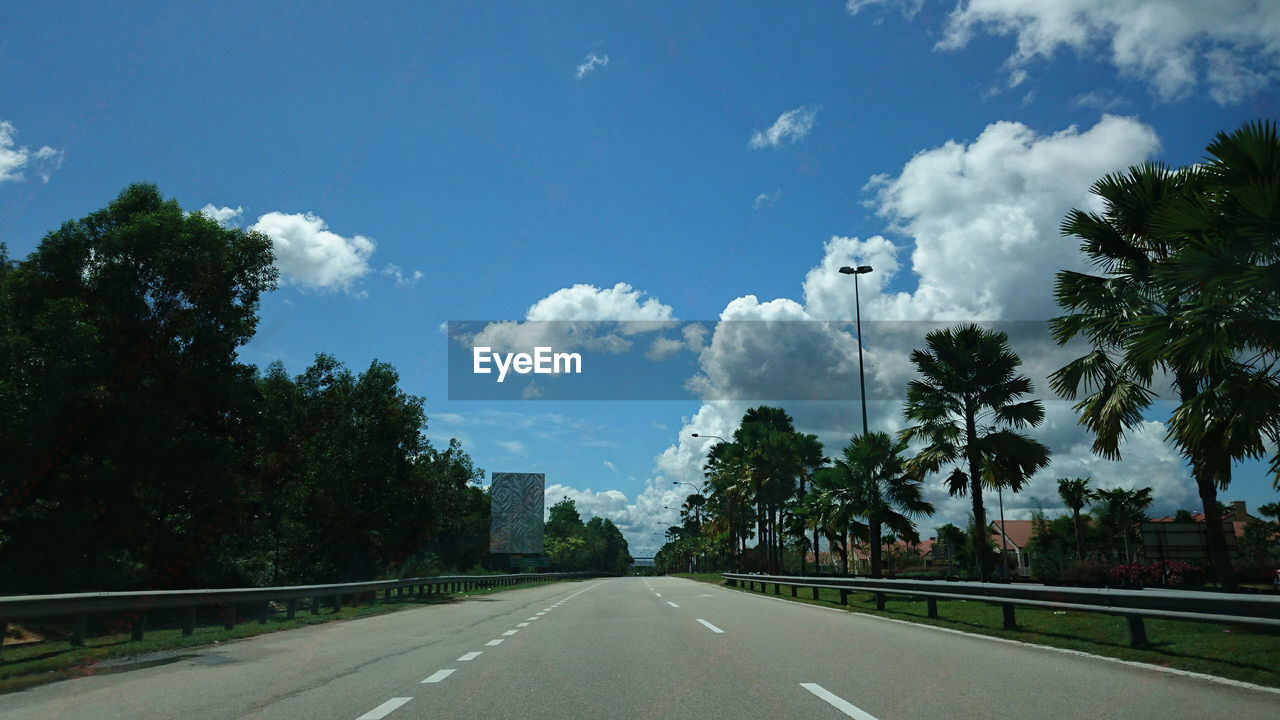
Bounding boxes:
457 652 482 662
696 619 725 634
421 669 456 684
800 683 879 720
355 697 413 719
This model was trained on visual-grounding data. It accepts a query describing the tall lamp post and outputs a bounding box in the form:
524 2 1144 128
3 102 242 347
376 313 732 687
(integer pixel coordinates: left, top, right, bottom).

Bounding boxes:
838 266 872 437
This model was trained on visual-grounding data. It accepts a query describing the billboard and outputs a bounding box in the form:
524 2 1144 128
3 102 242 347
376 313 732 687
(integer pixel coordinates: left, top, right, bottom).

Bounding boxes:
489 472 545 554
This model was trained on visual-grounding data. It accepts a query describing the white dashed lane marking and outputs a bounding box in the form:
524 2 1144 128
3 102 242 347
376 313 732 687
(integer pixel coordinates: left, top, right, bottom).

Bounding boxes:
486 639 504 646
502 629 519 636
800 683 879 719
457 652 482 662
696 619 724 634
667 601 679 608
422 669 455 684
356 697 413 719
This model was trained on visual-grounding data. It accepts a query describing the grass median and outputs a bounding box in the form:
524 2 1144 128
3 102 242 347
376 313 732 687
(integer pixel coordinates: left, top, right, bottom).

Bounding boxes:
0 577 574 694
676 572 1280 689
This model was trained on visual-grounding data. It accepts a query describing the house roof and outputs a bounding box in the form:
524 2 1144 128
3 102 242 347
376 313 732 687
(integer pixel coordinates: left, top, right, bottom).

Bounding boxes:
1148 503 1258 539
989 520 1033 550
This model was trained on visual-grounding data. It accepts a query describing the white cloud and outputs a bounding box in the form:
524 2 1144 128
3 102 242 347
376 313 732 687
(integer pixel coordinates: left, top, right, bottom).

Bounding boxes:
935 0 1280 104
603 460 617 472
753 188 783 209
864 115 1159 320
749 106 820 149
382 263 423 287
0 121 64 183
198 204 244 227
249 211 375 292
468 282 677 354
645 336 685 361
576 52 610 79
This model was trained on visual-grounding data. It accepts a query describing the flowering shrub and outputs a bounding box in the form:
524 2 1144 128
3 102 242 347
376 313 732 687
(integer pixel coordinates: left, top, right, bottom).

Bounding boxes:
1108 561 1204 586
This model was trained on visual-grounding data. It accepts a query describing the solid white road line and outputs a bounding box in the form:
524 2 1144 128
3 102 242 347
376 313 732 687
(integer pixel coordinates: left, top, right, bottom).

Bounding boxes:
667 601 679 608
485 639 504 646
502 629 519 636
696 619 724 634
356 697 413 719
800 683 879 720
457 652 482 662
421 669 456 684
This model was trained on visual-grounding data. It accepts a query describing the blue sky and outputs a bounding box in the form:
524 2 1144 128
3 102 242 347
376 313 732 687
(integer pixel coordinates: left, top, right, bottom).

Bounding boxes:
3 1 1278 556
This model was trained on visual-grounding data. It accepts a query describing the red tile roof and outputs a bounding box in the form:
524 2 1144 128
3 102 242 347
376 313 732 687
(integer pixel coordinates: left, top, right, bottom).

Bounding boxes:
989 520 1033 549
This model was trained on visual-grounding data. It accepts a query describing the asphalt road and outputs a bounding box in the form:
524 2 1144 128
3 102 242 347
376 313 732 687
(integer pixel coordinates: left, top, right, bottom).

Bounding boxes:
2 576 1276 719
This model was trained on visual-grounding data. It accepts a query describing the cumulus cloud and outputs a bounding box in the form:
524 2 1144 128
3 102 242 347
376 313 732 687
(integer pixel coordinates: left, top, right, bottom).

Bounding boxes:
933 0 1280 104
576 52 609 79
846 0 924 17
198 204 244 227
249 211 375 292
467 282 677 354
0 121 64 183
749 106 819 149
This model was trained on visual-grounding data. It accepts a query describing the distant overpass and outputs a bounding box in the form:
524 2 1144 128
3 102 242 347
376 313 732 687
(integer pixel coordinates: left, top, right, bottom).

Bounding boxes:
632 556 655 568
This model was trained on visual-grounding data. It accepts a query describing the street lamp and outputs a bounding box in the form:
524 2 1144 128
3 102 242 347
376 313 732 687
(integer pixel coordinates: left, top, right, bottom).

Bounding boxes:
690 433 727 442
838 265 873 438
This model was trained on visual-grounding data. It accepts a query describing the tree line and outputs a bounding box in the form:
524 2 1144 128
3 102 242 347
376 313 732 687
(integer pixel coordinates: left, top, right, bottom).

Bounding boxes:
658 120 1280 588
0 184 490 593
543 498 632 574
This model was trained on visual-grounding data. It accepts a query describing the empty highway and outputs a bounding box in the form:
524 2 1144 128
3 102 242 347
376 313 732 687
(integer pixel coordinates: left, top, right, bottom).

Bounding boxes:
2 577 1274 719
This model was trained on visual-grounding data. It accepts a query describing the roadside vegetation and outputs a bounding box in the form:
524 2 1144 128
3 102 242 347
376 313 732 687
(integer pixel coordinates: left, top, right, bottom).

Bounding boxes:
676 572 1280 688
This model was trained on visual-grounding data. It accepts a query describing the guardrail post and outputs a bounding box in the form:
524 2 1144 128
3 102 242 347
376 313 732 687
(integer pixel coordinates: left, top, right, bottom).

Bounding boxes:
131 612 147 641
773 583 781 595
875 592 886 611
312 596 322 614
384 588 392 603
72 613 88 645
840 589 849 605
286 599 297 620
181 607 196 636
257 602 269 624
811 586 819 600
224 604 237 630
331 594 341 613
927 598 938 618
1125 615 1148 647
790 585 797 597
1002 603 1016 630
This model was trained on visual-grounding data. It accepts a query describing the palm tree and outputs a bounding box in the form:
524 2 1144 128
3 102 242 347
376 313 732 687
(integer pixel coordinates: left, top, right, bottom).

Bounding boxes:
812 465 867 574
827 432 935 578
1047 126 1280 590
1090 486 1154 563
901 324 1051 581
734 406 803 573
1057 477 1092 561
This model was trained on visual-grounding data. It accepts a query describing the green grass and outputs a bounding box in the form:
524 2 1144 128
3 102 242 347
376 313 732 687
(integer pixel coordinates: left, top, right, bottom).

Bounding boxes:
674 573 1280 688
0 578 572 693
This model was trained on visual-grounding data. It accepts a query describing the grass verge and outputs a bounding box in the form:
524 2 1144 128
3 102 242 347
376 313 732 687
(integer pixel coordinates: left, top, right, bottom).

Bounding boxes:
0 577 575 693
674 573 1280 689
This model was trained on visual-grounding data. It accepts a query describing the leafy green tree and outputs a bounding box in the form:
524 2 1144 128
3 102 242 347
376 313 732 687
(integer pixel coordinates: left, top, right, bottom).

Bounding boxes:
1090 486 1154 563
1057 477 1092 561
826 432 934 578
0 184 276 592
900 324 1051 581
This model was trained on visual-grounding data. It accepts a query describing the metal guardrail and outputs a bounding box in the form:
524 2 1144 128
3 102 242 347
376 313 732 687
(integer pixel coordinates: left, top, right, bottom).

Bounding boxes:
723 572 1280 647
0 572 596 655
